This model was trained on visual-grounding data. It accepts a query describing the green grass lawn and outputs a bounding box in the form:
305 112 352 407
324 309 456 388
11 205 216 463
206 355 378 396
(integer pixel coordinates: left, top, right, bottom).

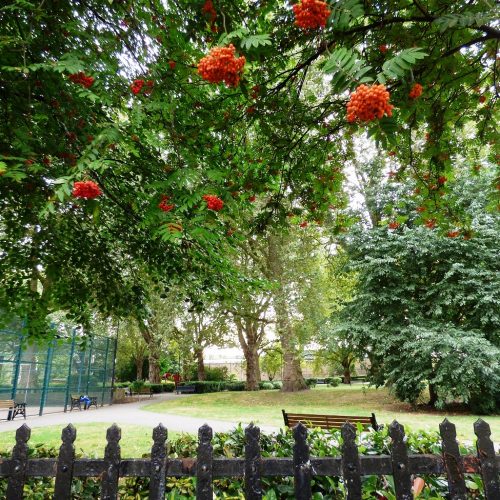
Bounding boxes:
142 385 500 442
0 423 182 457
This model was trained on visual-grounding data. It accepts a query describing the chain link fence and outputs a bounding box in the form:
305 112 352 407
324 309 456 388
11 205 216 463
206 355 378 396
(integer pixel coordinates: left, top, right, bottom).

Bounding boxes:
0 328 116 418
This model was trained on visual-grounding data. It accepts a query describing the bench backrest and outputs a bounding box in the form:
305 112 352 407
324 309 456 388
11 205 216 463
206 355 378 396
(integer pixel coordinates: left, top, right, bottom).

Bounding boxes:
283 410 378 430
0 400 15 409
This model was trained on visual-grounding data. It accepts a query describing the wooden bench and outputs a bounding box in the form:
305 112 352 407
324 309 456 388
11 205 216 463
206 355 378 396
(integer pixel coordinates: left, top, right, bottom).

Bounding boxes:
70 395 98 411
282 409 380 431
176 385 196 394
0 400 27 420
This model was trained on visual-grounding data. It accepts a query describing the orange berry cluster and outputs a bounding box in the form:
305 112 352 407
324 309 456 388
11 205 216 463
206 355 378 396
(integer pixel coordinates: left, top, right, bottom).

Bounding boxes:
293 0 331 30
203 194 224 211
130 79 153 95
388 221 400 229
69 72 94 88
158 195 175 212
72 180 102 199
346 84 394 123
198 44 246 87
409 83 423 99
202 0 217 24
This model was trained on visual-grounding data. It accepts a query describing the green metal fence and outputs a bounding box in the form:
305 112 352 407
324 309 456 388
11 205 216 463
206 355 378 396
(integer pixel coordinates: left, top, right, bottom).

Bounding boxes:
0 328 116 418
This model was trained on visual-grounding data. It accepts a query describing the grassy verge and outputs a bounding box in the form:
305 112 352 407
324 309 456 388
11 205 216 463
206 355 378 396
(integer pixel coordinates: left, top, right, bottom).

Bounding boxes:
142 385 500 442
0 423 183 457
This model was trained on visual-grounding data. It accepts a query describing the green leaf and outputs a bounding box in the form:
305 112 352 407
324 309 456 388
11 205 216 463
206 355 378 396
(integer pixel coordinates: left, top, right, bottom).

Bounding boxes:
433 12 496 33
330 0 364 30
381 48 427 79
240 34 272 50
323 48 372 92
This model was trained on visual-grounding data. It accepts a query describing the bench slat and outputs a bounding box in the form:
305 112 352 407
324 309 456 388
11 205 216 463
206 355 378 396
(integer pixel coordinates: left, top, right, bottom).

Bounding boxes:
0 401 15 408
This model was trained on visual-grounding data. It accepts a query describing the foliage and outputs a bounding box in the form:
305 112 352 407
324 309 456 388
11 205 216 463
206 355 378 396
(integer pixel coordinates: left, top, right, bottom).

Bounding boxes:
260 346 282 381
337 185 500 411
0 425 485 498
1 0 497 340
178 381 226 394
326 377 342 387
259 381 275 390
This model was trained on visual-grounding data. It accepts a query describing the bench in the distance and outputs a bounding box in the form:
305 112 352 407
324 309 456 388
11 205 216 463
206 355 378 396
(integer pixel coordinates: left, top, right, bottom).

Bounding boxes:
282 409 380 431
0 400 26 420
176 385 196 394
70 395 98 411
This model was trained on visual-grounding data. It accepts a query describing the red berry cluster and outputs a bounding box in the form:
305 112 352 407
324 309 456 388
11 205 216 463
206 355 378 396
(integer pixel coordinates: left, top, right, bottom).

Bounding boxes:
409 83 423 99
72 180 102 199
203 194 224 211
202 0 217 24
447 230 460 238
130 79 153 95
293 0 331 30
158 195 175 212
168 60 176 70
346 84 394 123
379 45 388 53
69 72 94 88
388 221 400 229
197 44 246 88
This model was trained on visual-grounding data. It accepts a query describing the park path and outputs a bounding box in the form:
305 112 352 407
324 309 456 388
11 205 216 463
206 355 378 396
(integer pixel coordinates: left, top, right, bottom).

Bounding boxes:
0 393 280 435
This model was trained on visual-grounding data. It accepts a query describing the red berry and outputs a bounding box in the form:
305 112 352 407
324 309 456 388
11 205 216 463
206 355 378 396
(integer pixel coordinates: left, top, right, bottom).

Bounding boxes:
293 0 331 30
347 84 394 123
202 194 223 211
72 180 102 199
197 45 246 88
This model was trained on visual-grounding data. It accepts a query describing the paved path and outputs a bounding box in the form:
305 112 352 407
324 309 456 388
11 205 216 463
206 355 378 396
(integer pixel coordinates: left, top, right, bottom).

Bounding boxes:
0 393 280 435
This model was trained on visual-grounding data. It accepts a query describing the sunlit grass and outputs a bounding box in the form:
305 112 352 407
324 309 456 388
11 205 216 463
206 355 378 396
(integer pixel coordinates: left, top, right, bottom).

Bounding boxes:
0 423 183 457
142 385 500 442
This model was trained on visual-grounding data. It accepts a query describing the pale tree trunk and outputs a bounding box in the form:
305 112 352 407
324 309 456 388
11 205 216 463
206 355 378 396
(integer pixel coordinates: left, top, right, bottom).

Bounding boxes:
268 233 307 392
236 318 261 391
195 348 206 381
135 358 144 381
137 320 162 383
148 350 161 383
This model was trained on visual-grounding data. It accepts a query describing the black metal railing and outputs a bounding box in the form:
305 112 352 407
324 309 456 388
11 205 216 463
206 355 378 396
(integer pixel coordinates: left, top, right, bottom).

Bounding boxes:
0 419 499 499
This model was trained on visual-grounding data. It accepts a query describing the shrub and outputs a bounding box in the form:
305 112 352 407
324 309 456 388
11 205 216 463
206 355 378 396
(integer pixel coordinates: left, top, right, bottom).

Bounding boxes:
305 378 317 388
161 381 175 392
130 380 145 392
179 381 225 393
328 377 342 387
226 382 246 391
272 381 283 389
204 367 229 381
259 381 274 390
114 381 131 389
146 383 164 394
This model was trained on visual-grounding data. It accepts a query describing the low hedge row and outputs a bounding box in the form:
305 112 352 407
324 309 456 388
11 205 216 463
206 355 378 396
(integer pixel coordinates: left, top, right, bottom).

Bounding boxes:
114 381 175 393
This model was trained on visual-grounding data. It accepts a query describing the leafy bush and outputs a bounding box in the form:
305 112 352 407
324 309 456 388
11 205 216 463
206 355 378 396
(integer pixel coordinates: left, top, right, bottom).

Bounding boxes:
146 383 164 394
204 366 229 381
0 426 484 498
130 380 145 392
113 381 131 389
272 381 283 389
328 377 342 387
161 381 175 393
259 381 274 390
305 378 317 388
179 381 225 393
226 382 246 391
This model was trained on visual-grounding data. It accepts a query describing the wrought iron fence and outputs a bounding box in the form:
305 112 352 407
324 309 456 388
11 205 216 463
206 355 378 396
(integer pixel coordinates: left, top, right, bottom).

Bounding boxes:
0 419 498 499
0 328 116 417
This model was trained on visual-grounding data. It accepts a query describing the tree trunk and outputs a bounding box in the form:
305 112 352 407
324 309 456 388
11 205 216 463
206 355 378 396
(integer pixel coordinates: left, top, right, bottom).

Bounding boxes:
245 345 260 391
148 350 161 383
195 348 206 381
236 318 261 391
268 233 307 392
428 382 438 407
343 365 351 384
135 357 144 381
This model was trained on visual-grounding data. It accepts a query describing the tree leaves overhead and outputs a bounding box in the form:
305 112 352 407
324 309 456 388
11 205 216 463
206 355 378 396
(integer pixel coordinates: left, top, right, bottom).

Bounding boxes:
380 48 428 80
323 48 372 92
329 0 364 30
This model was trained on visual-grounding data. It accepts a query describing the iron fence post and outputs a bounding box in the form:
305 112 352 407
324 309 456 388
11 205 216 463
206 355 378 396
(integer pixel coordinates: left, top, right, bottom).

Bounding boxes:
39 341 54 416
63 329 77 412
100 337 110 406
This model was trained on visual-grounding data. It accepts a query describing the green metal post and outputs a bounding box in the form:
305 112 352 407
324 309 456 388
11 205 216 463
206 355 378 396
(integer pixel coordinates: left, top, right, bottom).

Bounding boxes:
11 338 23 400
39 341 54 416
85 336 94 395
63 329 77 412
109 334 118 406
100 337 110 406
